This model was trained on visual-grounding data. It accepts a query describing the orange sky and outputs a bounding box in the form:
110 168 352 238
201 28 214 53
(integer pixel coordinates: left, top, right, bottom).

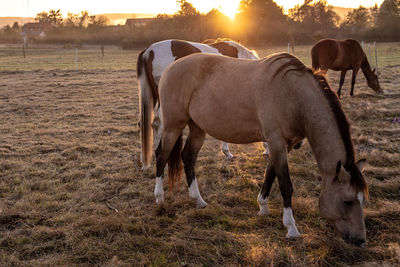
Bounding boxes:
0 0 385 18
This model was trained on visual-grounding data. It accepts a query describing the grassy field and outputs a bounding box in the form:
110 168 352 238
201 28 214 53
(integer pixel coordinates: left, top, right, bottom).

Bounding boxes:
0 43 399 265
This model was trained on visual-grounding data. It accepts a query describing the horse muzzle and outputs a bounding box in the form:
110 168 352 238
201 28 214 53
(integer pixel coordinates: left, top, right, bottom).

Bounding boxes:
342 232 366 247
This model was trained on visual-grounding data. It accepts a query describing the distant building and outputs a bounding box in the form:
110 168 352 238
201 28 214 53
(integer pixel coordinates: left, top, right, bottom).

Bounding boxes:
22 22 52 38
125 18 154 28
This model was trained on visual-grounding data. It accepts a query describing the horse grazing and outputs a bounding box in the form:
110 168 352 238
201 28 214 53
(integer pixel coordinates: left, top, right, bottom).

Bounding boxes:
146 52 369 245
311 38 383 98
137 39 264 170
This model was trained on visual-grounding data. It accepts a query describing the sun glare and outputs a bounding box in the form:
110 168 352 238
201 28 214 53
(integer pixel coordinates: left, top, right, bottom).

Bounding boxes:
191 0 241 19
219 0 241 19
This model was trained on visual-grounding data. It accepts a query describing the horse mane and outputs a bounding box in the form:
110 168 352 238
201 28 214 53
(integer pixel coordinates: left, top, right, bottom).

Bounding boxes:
202 37 234 44
313 73 368 196
270 53 312 80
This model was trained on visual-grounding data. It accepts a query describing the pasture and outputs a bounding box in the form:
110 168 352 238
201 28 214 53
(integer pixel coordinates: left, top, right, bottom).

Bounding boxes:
0 43 399 265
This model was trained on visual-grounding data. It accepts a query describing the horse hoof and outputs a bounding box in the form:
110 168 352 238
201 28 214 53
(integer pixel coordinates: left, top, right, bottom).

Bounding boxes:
196 200 207 208
263 149 270 156
286 229 301 239
257 209 269 216
155 196 164 205
224 153 234 160
142 164 150 171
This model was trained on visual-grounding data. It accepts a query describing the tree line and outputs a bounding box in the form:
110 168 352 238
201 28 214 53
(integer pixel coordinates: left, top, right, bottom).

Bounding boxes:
0 0 399 46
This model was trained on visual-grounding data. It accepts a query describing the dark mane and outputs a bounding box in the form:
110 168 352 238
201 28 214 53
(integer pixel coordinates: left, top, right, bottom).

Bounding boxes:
270 53 312 80
313 73 368 195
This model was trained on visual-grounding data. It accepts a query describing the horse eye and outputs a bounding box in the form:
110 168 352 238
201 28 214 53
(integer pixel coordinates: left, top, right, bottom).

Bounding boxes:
344 201 353 206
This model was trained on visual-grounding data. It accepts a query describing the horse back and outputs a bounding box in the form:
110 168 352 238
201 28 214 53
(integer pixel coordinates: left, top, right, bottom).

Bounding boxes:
311 39 339 70
159 53 307 144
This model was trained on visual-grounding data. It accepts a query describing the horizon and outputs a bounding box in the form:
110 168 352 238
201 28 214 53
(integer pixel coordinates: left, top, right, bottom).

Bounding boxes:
0 0 384 19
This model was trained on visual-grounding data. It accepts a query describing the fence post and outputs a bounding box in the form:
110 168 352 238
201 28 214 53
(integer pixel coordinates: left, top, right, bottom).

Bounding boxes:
291 40 295 53
75 48 78 71
101 44 104 57
374 41 378 75
22 45 26 58
288 43 290 53
368 43 371 62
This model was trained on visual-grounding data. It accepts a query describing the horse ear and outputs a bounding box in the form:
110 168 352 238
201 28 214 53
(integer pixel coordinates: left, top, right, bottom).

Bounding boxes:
356 159 367 172
372 68 376 74
336 161 341 175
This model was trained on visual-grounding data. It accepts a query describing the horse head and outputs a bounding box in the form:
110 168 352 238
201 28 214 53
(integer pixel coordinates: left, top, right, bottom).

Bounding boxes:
368 68 383 94
319 159 367 246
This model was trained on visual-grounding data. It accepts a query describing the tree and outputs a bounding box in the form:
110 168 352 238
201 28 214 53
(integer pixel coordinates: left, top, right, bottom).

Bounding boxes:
35 9 62 25
376 0 400 38
175 0 200 17
236 0 288 43
342 6 371 32
288 0 339 37
238 0 286 22
35 12 50 23
65 13 80 27
88 15 109 27
78 11 91 28
48 9 63 25
377 0 400 26
12 22 20 31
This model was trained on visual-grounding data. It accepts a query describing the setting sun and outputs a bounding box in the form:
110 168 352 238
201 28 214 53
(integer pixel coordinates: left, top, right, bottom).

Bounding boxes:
189 0 241 19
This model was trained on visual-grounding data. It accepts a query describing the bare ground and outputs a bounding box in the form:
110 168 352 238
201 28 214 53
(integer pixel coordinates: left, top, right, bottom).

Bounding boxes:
0 64 399 265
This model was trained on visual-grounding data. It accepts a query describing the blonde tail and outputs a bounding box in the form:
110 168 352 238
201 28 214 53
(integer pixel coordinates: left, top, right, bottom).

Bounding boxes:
138 50 154 170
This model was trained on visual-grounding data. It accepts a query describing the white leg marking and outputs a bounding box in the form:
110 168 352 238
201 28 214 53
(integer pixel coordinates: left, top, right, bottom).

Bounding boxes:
357 192 364 206
283 207 301 238
262 142 270 156
189 177 207 208
257 192 269 216
154 176 164 205
221 142 234 159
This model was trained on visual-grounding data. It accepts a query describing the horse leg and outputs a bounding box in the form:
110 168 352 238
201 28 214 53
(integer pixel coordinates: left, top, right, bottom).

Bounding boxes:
152 107 162 150
337 70 346 98
221 142 234 159
154 128 184 205
182 120 207 208
257 161 276 215
350 68 359 96
269 137 300 238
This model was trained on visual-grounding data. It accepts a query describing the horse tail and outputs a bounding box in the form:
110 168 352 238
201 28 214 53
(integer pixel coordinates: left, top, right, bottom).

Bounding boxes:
168 134 183 191
138 49 154 170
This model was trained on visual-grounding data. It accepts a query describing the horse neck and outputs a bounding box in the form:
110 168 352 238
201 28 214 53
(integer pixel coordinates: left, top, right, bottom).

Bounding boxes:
361 57 374 82
302 88 348 184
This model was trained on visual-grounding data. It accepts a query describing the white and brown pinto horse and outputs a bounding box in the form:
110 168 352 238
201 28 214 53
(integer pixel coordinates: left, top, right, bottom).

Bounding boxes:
137 39 267 170
146 52 369 245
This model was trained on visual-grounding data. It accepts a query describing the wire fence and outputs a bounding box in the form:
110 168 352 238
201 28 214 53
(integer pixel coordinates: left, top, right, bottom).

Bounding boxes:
1 42 400 72
0 44 138 71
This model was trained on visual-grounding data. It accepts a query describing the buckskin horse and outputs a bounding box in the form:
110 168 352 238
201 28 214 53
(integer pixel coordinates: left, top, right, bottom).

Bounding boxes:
137 39 271 170
145 52 369 246
311 38 383 98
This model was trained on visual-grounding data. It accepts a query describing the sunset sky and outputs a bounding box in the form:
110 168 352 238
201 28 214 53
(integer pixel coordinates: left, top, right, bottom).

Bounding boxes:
0 0 385 18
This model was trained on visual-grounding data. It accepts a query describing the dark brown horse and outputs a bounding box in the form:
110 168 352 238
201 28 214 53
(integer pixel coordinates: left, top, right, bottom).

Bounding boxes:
311 38 383 98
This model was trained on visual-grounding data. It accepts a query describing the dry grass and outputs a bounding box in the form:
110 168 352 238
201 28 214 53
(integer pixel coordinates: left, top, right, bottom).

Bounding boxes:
0 45 399 266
